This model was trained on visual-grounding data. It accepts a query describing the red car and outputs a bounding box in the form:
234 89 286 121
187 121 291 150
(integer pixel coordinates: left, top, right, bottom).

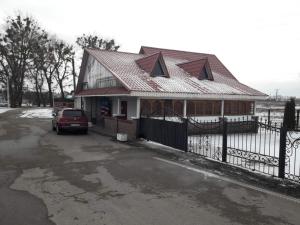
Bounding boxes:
52 108 88 135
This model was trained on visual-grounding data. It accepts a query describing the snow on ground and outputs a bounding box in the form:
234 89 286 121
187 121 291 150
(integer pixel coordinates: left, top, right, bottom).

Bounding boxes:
19 108 53 119
0 107 14 114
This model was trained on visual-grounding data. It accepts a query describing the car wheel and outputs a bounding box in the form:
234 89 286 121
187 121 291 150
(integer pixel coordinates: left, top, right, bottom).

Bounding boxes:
56 125 62 135
82 129 88 135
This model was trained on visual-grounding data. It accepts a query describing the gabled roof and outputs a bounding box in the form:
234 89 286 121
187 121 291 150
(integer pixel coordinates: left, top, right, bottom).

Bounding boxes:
75 47 267 99
135 52 169 77
177 58 213 81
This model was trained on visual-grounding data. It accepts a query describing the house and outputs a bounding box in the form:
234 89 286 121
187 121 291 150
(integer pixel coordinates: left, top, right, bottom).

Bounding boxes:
75 46 267 138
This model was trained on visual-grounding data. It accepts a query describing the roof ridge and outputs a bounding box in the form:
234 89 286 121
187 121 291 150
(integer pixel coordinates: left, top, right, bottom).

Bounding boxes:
135 51 161 62
176 57 208 66
85 48 140 56
140 46 215 56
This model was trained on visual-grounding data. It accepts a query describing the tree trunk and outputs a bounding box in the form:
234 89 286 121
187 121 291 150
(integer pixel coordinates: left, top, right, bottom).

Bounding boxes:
48 83 53 107
45 76 53 107
59 81 64 99
72 57 76 94
35 85 41 107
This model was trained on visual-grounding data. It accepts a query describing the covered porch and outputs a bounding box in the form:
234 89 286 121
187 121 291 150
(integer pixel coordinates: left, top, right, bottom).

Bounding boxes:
75 95 256 140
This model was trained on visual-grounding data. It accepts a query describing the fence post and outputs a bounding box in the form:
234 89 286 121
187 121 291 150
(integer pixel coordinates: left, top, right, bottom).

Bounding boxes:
222 118 228 162
185 118 188 152
116 117 119 134
268 109 271 126
252 116 259 133
297 110 300 128
278 126 287 179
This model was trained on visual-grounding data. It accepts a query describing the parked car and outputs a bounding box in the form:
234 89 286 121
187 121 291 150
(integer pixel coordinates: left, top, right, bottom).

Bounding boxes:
52 108 88 135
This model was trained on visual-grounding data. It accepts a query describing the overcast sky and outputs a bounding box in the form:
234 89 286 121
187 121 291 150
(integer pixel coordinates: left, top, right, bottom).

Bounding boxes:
1 0 300 97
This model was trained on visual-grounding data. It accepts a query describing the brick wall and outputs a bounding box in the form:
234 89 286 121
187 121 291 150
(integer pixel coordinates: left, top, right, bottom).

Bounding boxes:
101 117 138 140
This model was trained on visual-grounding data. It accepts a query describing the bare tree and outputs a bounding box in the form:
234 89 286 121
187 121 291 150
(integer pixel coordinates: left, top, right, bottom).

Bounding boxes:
52 41 74 99
0 15 45 107
76 34 120 50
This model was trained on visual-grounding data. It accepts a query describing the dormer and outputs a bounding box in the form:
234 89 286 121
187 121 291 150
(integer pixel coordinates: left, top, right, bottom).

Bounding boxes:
136 52 169 78
177 58 214 81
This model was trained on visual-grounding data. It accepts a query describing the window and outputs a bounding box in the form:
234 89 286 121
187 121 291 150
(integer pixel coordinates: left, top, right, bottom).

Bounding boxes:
205 102 213 115
96 77 120 88
213 101 221 115
63 110 83 117
164 100 173 116
200 67 209 79
152 60 166 77
152 100 163 116
141 100 151 116
224 101 254 115
196 101 203 115
187 101 195 116
187 100 221 116
174 101 183 116
82 82 88 90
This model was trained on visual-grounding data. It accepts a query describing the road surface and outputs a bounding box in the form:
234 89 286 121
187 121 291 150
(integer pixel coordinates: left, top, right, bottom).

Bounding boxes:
0 108 299 225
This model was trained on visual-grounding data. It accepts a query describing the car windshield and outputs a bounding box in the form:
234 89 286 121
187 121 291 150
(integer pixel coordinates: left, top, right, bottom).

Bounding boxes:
63 110 83 117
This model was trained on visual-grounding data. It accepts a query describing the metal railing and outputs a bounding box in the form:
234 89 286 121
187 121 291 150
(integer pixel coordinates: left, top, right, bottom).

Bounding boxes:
188 117 300 182
139 107 300 183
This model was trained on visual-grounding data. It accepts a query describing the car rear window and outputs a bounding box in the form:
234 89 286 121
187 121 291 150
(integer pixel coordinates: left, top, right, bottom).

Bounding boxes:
63 110 83 117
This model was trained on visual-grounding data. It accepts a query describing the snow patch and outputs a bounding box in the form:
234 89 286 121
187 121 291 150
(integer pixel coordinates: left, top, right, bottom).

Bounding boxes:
0 107 14 114
19 108 53 119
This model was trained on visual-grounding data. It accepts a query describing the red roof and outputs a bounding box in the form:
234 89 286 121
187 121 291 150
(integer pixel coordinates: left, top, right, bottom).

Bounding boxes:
177 58 213 80
135 52 169 77
140 46 236 80
75 47 267 98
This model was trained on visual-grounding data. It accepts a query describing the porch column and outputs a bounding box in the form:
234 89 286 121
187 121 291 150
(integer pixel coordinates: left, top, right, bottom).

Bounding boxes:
117 97 120 115
136 97 141 118
221 100 224 117
183 99 187 118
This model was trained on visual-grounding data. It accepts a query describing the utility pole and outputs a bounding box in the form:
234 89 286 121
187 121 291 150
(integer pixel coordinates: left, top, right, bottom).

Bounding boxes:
6 75 10 108
275 89 279 101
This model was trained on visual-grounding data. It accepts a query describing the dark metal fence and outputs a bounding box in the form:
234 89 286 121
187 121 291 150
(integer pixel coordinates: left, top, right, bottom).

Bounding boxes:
139 110 300 183
139 117 188 151
285 130 300 182
188 117 300 183
226 119 280 177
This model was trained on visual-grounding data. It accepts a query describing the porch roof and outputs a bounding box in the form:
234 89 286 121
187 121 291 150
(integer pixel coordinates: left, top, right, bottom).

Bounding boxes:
76 87 130 96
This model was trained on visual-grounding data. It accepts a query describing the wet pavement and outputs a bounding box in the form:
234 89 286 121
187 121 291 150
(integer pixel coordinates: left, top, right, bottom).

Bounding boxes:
0 108 300 225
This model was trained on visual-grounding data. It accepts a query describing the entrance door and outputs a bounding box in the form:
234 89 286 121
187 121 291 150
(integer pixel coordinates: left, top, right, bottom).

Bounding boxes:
121 101 127 119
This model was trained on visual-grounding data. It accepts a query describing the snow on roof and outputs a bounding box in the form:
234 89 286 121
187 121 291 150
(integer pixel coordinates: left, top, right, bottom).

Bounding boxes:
77 48 266 97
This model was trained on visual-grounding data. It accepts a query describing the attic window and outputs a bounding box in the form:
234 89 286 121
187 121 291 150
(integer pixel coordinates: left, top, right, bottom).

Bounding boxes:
151 60 165 77
135 52 170 78
176 59 214 81
201 67 209 79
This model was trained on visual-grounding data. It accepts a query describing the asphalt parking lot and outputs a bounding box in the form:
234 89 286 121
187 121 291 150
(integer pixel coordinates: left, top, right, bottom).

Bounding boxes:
0 108 300 225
